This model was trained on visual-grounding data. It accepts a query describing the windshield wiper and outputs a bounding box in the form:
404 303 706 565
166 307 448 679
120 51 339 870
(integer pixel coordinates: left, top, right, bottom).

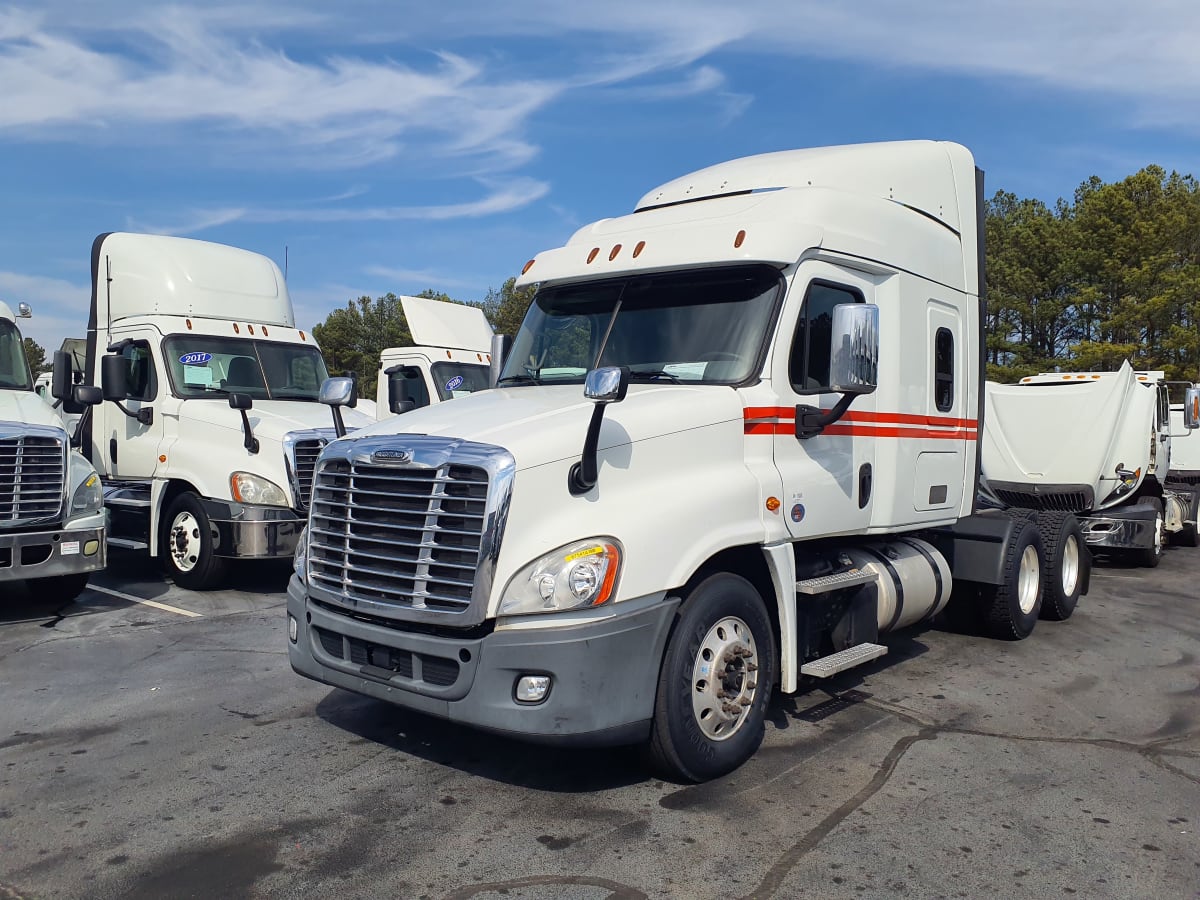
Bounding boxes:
627 369 681 384
497 374 541 386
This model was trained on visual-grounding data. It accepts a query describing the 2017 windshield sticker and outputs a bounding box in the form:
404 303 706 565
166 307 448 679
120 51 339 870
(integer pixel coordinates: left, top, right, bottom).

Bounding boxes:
179 351 213 365
445 375 464 392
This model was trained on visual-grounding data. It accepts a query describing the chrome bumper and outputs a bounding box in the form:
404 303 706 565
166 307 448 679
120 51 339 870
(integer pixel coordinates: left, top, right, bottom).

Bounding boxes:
0 526 106 583
201 498 305 559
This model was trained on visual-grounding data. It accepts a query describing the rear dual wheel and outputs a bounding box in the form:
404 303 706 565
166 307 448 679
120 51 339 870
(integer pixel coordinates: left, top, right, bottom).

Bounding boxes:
1035 511 1086 621
981 517 1045 640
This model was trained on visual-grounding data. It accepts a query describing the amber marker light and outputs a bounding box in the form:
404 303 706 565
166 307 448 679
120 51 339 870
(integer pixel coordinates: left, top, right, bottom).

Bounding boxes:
734 229 746 248
633 240 645 258
300 331 307 341
609 244 622 261
159 455 167 463
248 324 255 335
766 497 781 512
233 323 240 333
263 326 269 336
587 247 600 263
521 259 536 275
185 318 193 330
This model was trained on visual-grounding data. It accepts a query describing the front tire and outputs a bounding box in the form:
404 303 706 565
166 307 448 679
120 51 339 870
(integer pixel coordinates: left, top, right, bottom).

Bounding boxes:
161 492 229 590
1036 511 1086 621
980 517 1044 640
647 573 776 783
1134 497 1165 568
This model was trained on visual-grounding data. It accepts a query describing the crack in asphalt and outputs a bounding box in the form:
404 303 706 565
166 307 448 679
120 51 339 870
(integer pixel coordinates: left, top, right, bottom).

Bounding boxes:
442 874 648 899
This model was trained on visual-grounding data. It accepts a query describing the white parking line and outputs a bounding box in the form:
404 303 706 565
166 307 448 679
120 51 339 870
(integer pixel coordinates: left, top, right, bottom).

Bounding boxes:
87 584 203 618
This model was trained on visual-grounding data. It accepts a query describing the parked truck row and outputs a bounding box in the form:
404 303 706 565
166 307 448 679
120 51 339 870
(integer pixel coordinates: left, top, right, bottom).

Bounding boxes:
7 139 1199 782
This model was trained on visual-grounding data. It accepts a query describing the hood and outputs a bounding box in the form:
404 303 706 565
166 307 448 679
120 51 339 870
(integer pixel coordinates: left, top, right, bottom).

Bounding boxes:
0 389 70 434
340 383 745 471
178 398 376 445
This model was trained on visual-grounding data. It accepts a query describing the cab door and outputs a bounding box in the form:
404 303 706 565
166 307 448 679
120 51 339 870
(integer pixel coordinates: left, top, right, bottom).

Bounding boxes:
98 337 166 480
769 262 879 539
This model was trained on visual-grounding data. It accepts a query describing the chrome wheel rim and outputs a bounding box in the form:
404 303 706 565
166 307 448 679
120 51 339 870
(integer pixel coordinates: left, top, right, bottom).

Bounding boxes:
1017 544 1040 614
1154 513 1164 555
1060 534 1080 597
691 616 759 741
169 510 203 573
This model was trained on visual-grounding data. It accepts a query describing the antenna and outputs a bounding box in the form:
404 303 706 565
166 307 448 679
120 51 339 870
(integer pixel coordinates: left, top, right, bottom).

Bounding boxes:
285 245 289 280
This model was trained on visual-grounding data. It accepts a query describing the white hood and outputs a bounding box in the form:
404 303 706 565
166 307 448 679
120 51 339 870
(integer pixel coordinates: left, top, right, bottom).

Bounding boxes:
341 383 745 471
982 362 1155 507
177 397 375 444
0 389 70 434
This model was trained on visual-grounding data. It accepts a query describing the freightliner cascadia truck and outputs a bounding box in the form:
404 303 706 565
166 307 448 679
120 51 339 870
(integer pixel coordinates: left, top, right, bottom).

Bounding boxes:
1 300 105 601
982 364 1200 566
53 233 373 590
287 141 1085 781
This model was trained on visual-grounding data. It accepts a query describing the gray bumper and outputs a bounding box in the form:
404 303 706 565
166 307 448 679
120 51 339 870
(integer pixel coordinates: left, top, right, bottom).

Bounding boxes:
287 576 678 747
1079 501 1158 550
0 526 106 583
201 499 304 559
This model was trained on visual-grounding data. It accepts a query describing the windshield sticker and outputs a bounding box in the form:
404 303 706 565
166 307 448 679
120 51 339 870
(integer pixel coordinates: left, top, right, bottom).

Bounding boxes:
445 375 464 392
184 367 214 387
179 351 213 365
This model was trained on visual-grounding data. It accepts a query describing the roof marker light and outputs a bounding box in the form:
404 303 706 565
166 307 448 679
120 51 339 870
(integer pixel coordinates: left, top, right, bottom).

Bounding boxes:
248 324 255 335
185 319 193 330
734 230 746 248
587 248 599 264
234 323 240 334
633 241 645 258
300 331 306 341
609 244 622 261
522 259 536 275
263 326 269 336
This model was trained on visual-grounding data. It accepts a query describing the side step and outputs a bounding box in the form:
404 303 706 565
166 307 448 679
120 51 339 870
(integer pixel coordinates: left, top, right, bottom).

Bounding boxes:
796 568 876 595
800 643 887 678
106 537 150 550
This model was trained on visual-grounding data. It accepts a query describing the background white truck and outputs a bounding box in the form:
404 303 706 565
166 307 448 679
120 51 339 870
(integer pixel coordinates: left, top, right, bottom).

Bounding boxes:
982 364 1200 565
1 300 106 601
288 140 1086 782
53 232 372 590
1168 383 1200 490
375 295 494 418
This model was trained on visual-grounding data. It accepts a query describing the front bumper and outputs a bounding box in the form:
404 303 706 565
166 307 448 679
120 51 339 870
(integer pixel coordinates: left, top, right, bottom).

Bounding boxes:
0 523 106 583
201 499 305 559
1079 500 1159 551
287 576 679 747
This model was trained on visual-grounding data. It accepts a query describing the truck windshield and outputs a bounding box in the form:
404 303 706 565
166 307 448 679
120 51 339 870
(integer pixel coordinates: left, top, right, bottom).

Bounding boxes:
0 320 33 390
431 362 490 400
498 264 783 386
162 335 329 401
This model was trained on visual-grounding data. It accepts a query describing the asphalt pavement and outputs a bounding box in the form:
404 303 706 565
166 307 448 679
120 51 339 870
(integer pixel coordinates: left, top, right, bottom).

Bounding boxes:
1 546 1197 899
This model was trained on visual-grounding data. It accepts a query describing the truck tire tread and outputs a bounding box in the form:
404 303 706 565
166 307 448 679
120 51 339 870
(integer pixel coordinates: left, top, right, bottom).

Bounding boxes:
981 519 1044 640
1035 511 1086 621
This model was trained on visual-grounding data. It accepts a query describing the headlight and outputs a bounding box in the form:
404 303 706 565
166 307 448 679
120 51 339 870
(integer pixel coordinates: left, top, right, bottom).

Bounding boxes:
293 525 308 582
230 472 289 506
499 538 622 616
67 452 103 517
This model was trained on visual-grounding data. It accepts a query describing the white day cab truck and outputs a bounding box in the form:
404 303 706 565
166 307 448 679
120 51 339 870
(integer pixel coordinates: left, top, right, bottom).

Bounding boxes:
1168 383 1200 491
375 295 494 419
51 233 373 590
1 300 106 601
981 364 1200 568
287 141 1090 782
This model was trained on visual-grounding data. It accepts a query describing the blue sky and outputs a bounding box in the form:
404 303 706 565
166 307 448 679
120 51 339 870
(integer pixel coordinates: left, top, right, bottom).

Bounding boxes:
2 0 1198 352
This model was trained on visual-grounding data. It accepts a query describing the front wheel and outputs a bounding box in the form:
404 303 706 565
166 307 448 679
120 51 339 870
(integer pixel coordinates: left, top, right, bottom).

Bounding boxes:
1134 497 1165 568
646 573 776 783
161 492 229 590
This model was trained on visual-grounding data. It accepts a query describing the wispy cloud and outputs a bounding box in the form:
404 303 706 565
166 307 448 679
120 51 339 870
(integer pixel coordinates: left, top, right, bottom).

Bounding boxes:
362 266 487 293
0 270 90 349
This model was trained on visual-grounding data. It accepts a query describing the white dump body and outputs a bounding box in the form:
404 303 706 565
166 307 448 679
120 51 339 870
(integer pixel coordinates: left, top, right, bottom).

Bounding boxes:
982 362 1158 511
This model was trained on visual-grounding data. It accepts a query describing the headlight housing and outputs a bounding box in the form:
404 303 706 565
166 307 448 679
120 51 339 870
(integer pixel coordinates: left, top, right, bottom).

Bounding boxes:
67 451 103 518
499 538 622 616
293 525 308 582
230 472 289 506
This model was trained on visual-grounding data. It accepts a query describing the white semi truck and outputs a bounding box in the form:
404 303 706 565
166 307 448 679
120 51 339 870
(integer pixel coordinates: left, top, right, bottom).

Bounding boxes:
288 140 1083 782
982 364 1200 566
1 300 106 601
53 232 372 590
375 295 494 418
1168 385 1200 491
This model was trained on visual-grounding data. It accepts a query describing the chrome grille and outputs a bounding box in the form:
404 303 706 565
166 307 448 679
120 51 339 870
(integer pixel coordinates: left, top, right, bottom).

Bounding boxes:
0 433 66 524
308 458 489 615
289 438 327 510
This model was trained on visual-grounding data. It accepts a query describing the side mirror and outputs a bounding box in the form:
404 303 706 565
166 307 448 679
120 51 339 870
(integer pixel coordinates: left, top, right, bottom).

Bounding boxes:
829 303 879 395
319 376 356 408
17 302 31 318
320 376 356 438
51 350 73 401
1185 386 1200 430
385 368 418 415
227 392 253 411
73 385 102 406
584 366 630 404
100 354 128 401
489 333 513 388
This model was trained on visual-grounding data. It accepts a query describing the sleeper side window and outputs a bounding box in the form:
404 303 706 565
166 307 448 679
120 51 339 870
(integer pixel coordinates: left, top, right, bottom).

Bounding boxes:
789 281 864 393
934 328 953 412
